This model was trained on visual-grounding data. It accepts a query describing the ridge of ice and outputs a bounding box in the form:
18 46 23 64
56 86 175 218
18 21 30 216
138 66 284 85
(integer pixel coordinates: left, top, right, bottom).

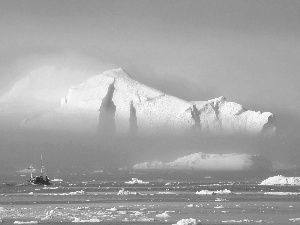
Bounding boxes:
133 152 265 171
17 68 276 136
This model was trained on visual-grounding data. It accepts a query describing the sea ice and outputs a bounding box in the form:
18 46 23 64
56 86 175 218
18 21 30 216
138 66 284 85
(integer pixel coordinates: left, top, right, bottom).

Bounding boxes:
155 212 170 218
260 175 300 185
196 189 231 195
72 218 101 222
125 178 149 184
51 179 63 182
172 218 202 225
13 221 38 224
117 188 139 195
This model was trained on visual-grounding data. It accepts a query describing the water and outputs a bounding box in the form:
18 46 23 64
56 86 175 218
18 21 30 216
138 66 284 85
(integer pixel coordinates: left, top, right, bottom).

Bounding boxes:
0 170 300 224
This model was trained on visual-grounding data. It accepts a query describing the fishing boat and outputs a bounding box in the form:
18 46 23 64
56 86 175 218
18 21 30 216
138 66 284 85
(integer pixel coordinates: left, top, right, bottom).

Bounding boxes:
28 155 51 185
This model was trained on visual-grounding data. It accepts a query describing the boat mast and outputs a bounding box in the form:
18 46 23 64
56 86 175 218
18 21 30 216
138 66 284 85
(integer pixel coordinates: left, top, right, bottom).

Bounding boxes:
40 154 44 177
29 165 33 179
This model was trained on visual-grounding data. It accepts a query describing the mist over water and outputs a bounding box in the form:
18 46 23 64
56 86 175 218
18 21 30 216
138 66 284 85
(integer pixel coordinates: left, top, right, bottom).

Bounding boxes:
0 59 299 176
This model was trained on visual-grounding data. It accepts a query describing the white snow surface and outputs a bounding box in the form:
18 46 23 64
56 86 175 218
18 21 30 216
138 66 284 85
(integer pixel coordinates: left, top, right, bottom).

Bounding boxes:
133 152 262 171
172 218 202 225
18 68 276 136
260 175 300 185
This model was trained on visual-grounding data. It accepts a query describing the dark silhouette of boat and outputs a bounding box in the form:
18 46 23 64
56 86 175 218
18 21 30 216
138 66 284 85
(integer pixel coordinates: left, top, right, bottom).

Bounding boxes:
28 155 51 185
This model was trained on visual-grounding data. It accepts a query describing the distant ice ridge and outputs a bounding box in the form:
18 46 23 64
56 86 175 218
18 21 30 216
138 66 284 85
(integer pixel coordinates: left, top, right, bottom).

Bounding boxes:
133 152 269 171
21 68 276 136
260 175 300 185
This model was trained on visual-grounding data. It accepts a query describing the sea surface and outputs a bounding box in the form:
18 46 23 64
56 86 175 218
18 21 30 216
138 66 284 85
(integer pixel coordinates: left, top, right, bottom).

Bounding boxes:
0 170 300 225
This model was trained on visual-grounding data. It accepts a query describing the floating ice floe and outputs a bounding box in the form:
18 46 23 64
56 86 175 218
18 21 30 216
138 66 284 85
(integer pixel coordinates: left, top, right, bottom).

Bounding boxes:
51 178 63 182
222 219 262 223
125 178 149 184
13 221 38 224
72 218 101 222
172 218 202 225
41 209 54 220
155 212 170 218
68 190 86 195
195 189 231 195
264 192 300 195
157 191 177 195
43 187 58 189
106 207 117 211
289 218 300 222
117 188 139 195
215 198 228 201
260 175 300 185
133 153 269 171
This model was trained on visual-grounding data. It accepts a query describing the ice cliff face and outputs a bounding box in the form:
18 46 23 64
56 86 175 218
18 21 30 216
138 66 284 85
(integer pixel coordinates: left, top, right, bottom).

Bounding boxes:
22 68 276 136
133 152 271 171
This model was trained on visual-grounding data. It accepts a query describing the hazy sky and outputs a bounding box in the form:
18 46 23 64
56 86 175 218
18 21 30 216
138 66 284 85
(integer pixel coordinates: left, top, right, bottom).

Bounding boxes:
0 1 300 171
1 0 299 114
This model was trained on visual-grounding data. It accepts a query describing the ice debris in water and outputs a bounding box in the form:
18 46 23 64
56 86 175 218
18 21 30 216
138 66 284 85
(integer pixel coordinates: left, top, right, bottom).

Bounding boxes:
117 188 139 195
260 175 300 185
155 211 171 218
195 189 231 195
72 218 101 222
125 178 149 184
51 178 63 182
172 218 202 225
133 152 268 171
13 221 38 224
106 207 117 211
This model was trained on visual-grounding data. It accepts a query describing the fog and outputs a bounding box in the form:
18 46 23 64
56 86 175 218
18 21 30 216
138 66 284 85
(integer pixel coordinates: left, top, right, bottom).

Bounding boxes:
0 1 299 175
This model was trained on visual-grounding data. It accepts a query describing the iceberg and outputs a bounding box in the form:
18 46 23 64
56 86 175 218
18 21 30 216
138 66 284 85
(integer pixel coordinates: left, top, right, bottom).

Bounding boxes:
133 152 270 171
260 175 300 185
19 68 276 137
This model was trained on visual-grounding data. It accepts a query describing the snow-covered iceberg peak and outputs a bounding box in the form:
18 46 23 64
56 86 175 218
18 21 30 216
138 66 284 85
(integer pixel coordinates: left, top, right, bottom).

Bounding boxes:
23 68 276 136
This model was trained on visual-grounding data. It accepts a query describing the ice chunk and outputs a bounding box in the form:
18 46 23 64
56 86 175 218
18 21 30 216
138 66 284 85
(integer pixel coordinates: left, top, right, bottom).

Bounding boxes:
260 175 300 185
13 222 38 224
117 188 139 195
155 212 170 218
172 218 202 225
125 178 149 184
